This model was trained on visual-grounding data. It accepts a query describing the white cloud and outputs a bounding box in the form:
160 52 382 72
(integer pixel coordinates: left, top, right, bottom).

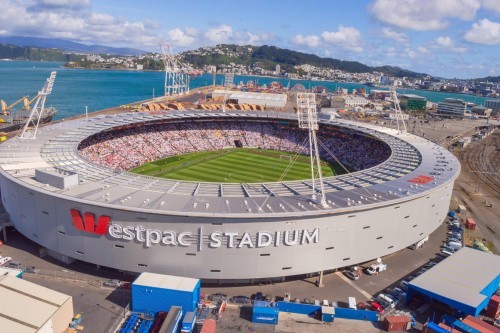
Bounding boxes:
432 36 467 52
166 28 195 47
321 26 363 52
0 0 160 47
464 19 500 45
436 36 453 47
235 31 274 45
204 25 233 43
479 0 500 13
370 0 481 31
381 27 408 43
290 34 320 48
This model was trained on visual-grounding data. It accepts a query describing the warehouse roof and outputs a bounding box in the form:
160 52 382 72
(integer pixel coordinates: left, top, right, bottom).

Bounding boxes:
133 272 199 292
408 248 500 314
0 275 72 333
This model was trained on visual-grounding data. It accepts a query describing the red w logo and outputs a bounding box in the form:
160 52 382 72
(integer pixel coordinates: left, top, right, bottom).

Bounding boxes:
70 209 110 235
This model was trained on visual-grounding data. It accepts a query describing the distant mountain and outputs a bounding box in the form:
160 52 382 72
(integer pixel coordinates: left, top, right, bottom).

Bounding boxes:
0 44 81 61
0 36 146 56
181 44 428 78
472 76 500 83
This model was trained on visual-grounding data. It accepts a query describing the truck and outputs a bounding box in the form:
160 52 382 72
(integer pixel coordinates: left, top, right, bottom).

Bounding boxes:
366 260 387 275
181 312 196 333
410 236 429 250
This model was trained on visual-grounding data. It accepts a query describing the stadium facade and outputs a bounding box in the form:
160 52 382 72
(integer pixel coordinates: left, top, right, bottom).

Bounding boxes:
0 111 460 282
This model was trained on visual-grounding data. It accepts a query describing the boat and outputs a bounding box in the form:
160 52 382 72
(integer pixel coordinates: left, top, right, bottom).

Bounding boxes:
0 106 57 132
0 72 57 134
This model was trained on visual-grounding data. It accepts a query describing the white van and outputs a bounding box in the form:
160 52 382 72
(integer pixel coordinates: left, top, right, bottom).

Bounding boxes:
377 294 395 309
447 241 462 251
0 257 12 266
348 297 357 310
322 299 329 307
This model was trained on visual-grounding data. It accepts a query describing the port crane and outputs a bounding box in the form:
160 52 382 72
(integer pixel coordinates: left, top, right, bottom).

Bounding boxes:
1 96 30 115
160 43 190 96
19 71 56 140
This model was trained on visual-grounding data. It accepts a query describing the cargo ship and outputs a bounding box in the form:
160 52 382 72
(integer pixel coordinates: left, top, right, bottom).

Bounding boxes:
0 106 57 133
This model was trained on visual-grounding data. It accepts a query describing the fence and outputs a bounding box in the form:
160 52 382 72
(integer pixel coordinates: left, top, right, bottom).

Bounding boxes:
335 307 379 321
277 302 321 316
23 268 107 287
105 303 130 333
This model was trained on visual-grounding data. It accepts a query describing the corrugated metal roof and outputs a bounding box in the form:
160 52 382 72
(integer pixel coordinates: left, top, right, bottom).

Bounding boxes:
133 272 199 292
409 247 500 309
0 276 71 332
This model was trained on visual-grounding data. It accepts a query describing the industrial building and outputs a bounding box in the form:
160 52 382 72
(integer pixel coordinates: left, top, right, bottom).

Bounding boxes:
211 90 287 109
485 99 500 114
0 275 74 333
437 98 469 117
399 94 427 111
0 111 460 282
406 247 500 317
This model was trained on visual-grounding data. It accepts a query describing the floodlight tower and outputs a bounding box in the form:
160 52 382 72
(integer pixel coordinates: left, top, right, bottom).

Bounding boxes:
222 73 234 112
296 93 328 208
19 71 56 140
390 86 407 134
160 43 189 96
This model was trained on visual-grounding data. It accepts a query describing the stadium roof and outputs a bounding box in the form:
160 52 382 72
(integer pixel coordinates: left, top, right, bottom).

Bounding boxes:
0 111 460 218
408 247 500 316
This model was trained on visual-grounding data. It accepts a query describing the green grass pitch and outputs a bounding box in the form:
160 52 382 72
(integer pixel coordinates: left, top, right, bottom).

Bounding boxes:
130 148 341 183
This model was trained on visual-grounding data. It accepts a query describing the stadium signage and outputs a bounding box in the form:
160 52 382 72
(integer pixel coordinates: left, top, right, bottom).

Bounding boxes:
107 224 320 249
70 209 320 249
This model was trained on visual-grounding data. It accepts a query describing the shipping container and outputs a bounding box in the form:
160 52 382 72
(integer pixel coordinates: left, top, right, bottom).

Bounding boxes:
321 306 335 322
486 295 500 319
252 306 279 324
132 273 200 314
466 218 476 230
200 319 216 333
384 316 411 332
181 312 196 333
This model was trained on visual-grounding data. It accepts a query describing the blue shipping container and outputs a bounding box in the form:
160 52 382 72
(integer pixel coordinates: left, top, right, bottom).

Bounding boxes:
181 312 196 333
252 306 279 324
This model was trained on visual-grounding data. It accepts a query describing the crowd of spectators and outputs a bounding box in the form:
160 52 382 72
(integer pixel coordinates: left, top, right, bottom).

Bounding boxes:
78 120 391 172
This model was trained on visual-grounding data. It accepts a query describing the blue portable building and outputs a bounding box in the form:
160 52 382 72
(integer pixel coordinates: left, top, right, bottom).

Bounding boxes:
321 306 335 322
132 273 200 314
252 306 279 324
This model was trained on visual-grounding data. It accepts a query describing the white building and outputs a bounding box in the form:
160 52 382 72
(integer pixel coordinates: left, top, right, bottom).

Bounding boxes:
437 98 469 117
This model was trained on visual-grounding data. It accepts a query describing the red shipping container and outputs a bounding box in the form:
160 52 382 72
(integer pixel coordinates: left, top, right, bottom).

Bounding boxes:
486 295 500 319
462 315 500 333
466 218 477 230
385 316 411 332
200 319 216 333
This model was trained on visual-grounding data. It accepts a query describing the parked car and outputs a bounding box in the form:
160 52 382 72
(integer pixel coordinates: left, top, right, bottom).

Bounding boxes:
302 298 312 304
344 270 360 281
265 294 273 302
207 293 227 303
371 301 384 313
6 261 21 269
252 292 265 301
294 298 301 303
441 249 454 257
0 257 12 266
103 279 122 288
229 296 249 304
447 237 461 244
24 266 40 274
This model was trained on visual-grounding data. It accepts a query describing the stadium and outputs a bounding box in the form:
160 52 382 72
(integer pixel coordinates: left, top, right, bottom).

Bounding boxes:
0 111 460 282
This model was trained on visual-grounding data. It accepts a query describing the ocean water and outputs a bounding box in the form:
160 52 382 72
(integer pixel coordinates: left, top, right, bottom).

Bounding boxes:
0 60 489 121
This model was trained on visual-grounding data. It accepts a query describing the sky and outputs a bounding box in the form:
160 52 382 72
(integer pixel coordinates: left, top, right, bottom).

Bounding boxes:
1 0 500 79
